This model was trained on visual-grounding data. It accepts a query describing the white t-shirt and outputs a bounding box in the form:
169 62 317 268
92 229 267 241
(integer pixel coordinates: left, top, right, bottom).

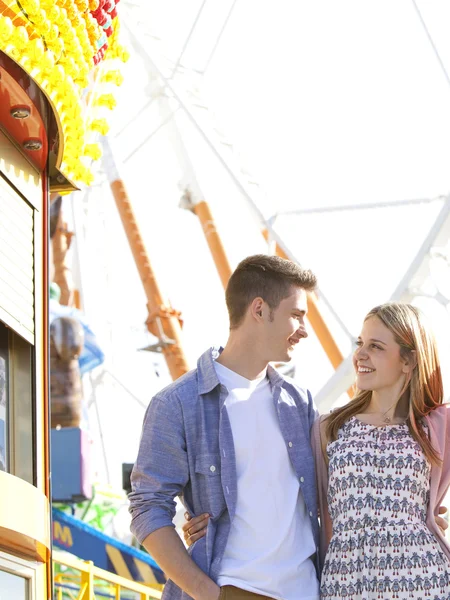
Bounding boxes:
214 361 319 600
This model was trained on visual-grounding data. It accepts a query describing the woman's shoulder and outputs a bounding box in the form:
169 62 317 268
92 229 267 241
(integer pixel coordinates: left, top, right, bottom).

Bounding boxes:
425 404 450 465
311 413 334 459
312 413 331 434
424 403 450 428
428 403 450 417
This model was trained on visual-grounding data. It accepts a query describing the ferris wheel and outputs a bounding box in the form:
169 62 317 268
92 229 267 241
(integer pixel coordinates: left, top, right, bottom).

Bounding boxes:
82 0 450 414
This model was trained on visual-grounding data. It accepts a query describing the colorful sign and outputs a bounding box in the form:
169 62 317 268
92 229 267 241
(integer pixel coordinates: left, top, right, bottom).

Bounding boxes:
52 508 166 586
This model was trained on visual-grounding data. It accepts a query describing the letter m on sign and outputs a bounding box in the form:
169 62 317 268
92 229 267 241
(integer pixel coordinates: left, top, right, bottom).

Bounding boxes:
53 521 73 547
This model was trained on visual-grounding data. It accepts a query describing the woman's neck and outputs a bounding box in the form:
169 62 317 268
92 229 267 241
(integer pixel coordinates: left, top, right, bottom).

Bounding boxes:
365 390 409 420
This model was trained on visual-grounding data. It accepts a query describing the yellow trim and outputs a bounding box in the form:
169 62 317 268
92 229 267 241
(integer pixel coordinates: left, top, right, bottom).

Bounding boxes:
53 550 163 599
0 471 50 561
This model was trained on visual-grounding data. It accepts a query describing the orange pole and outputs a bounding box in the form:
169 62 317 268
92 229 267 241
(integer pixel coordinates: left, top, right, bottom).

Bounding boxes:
110 179 190 380
52 211 74 306
304 297 347 371
262 229 353 396
73 289 82 310
43 178 52 600
193 201 232 288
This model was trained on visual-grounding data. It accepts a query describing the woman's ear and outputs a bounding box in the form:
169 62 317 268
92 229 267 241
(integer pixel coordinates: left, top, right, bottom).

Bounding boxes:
402 350 417 373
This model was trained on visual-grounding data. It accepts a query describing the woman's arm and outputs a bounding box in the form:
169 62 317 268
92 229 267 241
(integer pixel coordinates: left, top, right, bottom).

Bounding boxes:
311 415 332 569
436 506 448 533
319 416 329 466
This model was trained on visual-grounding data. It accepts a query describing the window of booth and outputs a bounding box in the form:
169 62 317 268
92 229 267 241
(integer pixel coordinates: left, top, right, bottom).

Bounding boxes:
0 321 34 485
0 551 41 600
9 330 34 485
0 569 28 599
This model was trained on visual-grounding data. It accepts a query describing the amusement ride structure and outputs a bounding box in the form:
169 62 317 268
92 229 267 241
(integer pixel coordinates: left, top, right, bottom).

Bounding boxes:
0 0 450 598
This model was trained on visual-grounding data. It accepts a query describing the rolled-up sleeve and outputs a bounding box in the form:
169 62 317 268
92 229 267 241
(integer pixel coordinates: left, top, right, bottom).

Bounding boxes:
129 392 189 544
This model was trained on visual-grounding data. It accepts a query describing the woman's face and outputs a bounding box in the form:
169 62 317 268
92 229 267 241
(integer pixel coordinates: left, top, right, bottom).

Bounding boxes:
353 316 409 394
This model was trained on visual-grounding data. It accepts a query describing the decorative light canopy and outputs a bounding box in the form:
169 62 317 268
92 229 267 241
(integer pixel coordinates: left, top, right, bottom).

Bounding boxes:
0 0 128 187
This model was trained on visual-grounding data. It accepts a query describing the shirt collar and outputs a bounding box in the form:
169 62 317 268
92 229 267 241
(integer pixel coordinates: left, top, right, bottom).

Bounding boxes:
197 347 286 395
267 363 285 388
197 347 223 395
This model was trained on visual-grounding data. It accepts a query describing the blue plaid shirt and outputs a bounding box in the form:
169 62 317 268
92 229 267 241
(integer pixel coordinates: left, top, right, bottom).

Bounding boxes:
129 347 320 600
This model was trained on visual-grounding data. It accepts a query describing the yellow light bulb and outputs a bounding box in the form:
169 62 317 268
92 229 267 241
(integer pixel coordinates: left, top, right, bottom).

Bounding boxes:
46 5 60 23
21 0 40 17
28 36 45 60
102 69 124 86
51 36 64 58
12 26 29 50
0 17 13 44
89 118 110 135
94 93 116 110
41 48 55 72
46 23 59 42
83 143 102 160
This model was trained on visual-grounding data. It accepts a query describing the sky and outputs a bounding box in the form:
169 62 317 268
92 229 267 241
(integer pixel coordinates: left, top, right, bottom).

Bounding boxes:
64 1 450 533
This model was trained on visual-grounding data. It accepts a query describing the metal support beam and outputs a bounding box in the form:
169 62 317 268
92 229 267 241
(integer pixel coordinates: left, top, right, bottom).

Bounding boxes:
314 355 355 413
390 196 450 301
102 138 190 380
273 195 446 218
121 16 354 349
181 193 232 288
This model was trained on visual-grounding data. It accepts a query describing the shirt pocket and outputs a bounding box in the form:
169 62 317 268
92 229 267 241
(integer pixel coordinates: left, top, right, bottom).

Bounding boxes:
194 454 226 519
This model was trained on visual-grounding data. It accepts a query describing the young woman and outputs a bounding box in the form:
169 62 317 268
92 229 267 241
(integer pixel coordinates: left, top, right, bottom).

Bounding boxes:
313 302 450 599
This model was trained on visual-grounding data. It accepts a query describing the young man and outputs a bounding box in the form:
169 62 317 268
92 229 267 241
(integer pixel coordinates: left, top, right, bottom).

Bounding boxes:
129 254 320 600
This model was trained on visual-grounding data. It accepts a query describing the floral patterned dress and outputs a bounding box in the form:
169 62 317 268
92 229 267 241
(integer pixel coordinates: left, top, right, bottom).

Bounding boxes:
320 416 450 600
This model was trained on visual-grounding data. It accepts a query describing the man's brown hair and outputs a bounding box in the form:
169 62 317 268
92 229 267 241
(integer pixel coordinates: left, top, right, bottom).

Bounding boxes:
226 254 317 329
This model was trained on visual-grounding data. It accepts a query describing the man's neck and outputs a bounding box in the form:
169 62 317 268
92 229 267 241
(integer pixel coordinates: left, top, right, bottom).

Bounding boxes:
216 337 268 381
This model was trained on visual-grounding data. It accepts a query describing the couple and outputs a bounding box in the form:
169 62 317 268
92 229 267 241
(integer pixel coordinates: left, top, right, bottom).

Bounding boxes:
129 254 450 600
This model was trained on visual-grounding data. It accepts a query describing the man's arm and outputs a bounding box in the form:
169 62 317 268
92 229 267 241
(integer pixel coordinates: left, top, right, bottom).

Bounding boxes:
129 393 220 599
142 527 220 600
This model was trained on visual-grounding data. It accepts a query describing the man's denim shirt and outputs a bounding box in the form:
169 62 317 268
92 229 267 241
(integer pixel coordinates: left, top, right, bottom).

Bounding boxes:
129 347 320 600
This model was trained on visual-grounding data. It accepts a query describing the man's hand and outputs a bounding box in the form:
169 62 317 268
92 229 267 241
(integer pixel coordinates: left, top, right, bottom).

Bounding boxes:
436 505 448 534
183 512 210 546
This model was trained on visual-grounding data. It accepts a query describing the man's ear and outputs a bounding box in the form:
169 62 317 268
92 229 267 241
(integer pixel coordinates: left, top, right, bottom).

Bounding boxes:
250 297 264 320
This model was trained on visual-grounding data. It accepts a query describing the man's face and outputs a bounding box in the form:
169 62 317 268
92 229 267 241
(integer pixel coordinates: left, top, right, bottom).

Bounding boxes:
262 287 309 363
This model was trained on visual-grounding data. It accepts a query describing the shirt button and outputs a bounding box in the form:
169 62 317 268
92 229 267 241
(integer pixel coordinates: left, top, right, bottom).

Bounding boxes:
300 476 304 483
288 442 293 448
309 511 313 517
210 465 216 472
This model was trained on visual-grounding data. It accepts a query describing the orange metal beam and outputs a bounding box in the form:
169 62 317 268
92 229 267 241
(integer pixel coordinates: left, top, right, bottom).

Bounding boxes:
43 178 52 600
193 201 232 288
262 230 353 397
110 180 189 380
52 211 74 306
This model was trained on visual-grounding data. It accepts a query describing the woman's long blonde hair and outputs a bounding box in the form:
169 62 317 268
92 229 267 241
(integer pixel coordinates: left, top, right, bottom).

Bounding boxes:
325 302 444 464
